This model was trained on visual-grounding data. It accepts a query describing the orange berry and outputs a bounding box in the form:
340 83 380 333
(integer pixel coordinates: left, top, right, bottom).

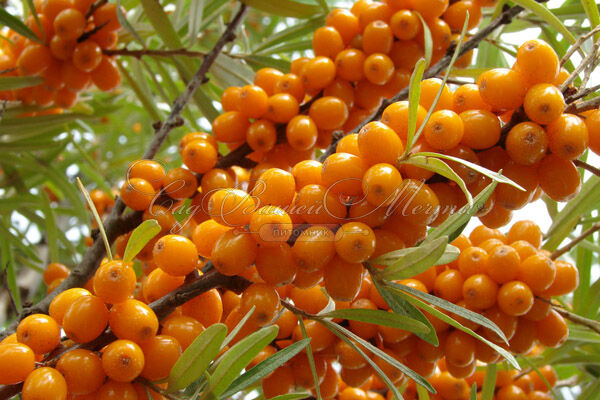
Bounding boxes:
254 68 284 95
411 0 449 20
457 246 488 277
542 260 578 296
53 8 85 40
63 295 109 343
208 188 256 227
445 330 476 367
302 56 336 91
459 110 500 150
322 152 367 196
17 314 60 354
335 49 366 82
139 335 181 381
161 315 204 351
256 243 297 286
182 139 218 174
453 83 492 113
72 40 103 72
292 226 336 272
434 269 464 303
524 84 565 125
266 93 299 124
420 78 454 112
358 121 404 165
0 343 35 385
109 299 159 344
547 113 589 160
249 206 293 247
536 310 568 348
487 245 520 284
254 168 296 208
324 256 364 302
153 234 199 276
43 262 70 285
362 163 402 207
102 340 145 382
509 318 537 355
17 43 52 75
240 283 280 327
392 179 440 226
93 3 122 31
518 254 556 294
56 349 105 395
91 56 121 91
462 273 498 310
478 68 527 111
291 160 323 189
212 230 258 276
443 0 482 30
313 26 344 59
309 96 349 130
585 109 600 155
143 268 184 303
537 154 581 202
516 39 559 85
213 111 250 143
97 380 138 399
497 281 534 316
505 122 548 166
497 385 527 400
390 10 419 40
120 177 155 211
424 110 464 150
495 162 538 210
22 367 68 400
93 260 137 304
382 100 427 141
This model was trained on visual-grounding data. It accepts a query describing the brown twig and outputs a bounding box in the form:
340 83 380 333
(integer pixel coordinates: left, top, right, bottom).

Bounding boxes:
565 96 600 114
104 47 208 59
565 83 600 103
559 25 600 67
560 38 600 92
0 3 249 341
573 159 600 177
85 0 108 19
550 222 600 260
1 271 18 316
319 3 526 157
553 306 600 335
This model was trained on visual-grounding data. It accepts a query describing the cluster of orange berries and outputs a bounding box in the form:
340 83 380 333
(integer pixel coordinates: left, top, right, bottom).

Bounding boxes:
0 0 122 108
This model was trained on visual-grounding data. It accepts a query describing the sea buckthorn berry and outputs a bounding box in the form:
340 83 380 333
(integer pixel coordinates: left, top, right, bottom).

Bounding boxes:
142 268 185 304
496 385 527 400
363 53 395 85
56 349 105 395
292 319 335 352
22 367 68 400
97 380 138 399
212 230 258 276
546 113 589 160
509 318 537 355
309 96 349 130
412 0 449 20
213 111 250 144
335 49 366 82
73 40 103 72
49 287 91 325
445 330 476 367
275 73 305 103
247 119 277 153
528 391 553 400
462 273 498 310
497 281 534 316
17 314 60 354
382 100 427 141
585 109 600 155
109 299 159 344
516 39 559 85
334 222 376 264
153 234 199 276
139 335 181 381
91 56 121 91
524 84 565 125
128 160 165 191
324 257 364 302
459 110 500 150
326 8 360 44
511 240 537 261
294 184 347 225
182 139 218 174
324 78 354 107
313 26 344 59
181 289 223 328
54 8 85 40
469 225 505 245
266 93 299 124
322 152 367 196
487 245 520 284
0 343 35 385
420 78 454 112
481 306 518 342
43 262 70 285
363 21 393 55
505 122 548 166
221 86 241 111
443 0 482 30
362 163 402 207
291 353 327 389
453 83 492 113
390 10 419 40
495 162 538 210
208 188 256 227
254 168 296 208
292 160 322 189
63 295 108 343
543 260 578 296
349 199 389 228
93 260 137 304
256 243 297 286
93 3 122 31
536 310 568 348
249 206 293 247
302 56 336 91
120 177 155 211
292 226 336 272
262 365 295 398
424 110 464 150
478 68 527 111
354 80 386 111
161 315 204 351
239 85 269 119
254 68 284 95
358 122 404 167
518 254 556 294
418 18 451 52
17 44 52 75
192 220 231 258
102 340 145 382
538 154 581 202
241 283 280 327
433 269 464 302
392 179 440 226
457 247 488 277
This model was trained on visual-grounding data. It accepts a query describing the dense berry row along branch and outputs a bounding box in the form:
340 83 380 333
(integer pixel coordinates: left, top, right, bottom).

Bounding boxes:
0 3 249 341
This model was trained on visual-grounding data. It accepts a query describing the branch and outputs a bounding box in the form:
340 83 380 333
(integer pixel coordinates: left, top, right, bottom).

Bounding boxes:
0 4 249 341
573 159 600 177
550 222 600 260
319 3 525 159
85 0 108 18
559 37 600 92
104 47 208 59
565 96 600 114
553 306 600 335
559 25 600 67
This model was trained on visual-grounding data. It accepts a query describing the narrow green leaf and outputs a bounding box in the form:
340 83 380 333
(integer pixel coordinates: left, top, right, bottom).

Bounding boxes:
322 308 429 334
416 14 432 66
0 218 42 264
370 276 438 345
267 393 311 400
76 178 112 261
140 0 184 48
580 379 600 400
543 176 600 251
241 0 322 18
581 0 600 34
375 237 454 281
427 181 497 242
187 0 205 45
400 155 473 206
253 16 324 53
480 364 497 400
298 318 322 400
416 385 430 400
469 384 477 400
167 323 228 392
117 0 144 45
122 219 162 263
405 58 427 152
221 339 310 398
0 8 42 43
386 283 519 368
208 325 279 398
210 54 254 87
40 192 59 263
222 306 255 348
0 76 44 91
0 236 21 311
511 0 577 44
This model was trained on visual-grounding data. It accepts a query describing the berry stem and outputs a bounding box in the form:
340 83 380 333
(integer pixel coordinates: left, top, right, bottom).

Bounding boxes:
573 159 600 178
